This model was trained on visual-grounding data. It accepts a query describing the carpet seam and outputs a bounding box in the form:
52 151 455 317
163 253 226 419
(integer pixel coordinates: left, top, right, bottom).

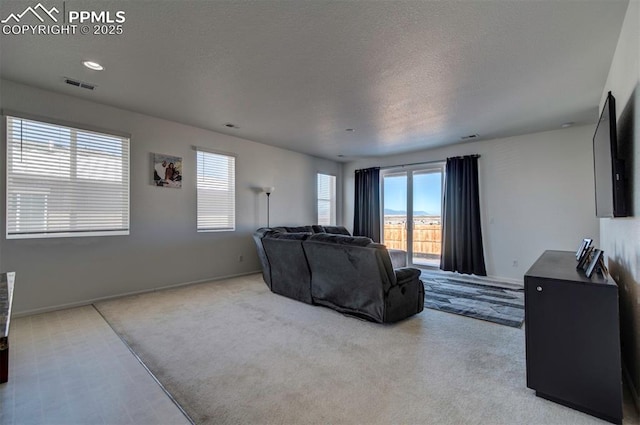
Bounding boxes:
91 303 196 425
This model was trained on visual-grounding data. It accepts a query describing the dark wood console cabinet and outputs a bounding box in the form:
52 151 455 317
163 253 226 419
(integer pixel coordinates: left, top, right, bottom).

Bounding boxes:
525 250 622 424
1 272 15 384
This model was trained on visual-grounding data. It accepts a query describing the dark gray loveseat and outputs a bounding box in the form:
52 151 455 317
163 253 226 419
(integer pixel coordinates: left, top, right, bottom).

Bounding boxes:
253 227 424 323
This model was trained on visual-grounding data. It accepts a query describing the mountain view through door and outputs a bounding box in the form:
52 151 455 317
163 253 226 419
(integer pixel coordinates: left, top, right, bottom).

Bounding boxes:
383 168 443 268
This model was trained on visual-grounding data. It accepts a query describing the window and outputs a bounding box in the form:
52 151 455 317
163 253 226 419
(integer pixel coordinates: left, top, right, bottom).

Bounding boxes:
196 150 235 231
317 173 336 226
6 116 130 239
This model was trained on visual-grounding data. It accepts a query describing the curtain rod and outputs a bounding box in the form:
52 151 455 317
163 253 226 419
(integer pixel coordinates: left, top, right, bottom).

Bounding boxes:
379 154 480 170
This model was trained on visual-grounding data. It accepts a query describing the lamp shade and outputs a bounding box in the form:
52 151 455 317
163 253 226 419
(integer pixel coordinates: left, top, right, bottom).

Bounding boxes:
263 187 275 194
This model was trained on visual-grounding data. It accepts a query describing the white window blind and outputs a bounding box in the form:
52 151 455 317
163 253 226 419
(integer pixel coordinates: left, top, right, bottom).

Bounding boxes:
317 173 336 226
197 150 235 231
6 116 130 239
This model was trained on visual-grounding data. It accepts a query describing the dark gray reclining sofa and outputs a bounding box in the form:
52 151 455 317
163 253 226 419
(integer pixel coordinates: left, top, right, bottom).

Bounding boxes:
253 225 424 323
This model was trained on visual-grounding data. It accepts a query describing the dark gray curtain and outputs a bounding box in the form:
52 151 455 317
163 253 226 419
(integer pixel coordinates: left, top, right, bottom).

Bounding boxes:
353 167 381 242
440 155 487 276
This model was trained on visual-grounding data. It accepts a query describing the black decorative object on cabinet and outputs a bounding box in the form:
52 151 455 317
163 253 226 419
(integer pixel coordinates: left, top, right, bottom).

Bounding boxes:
524 250 622 424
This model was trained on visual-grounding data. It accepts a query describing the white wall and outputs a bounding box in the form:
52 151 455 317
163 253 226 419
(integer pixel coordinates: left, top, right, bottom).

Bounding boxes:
0 79 342 314
342 125 599 283
598 0 640 409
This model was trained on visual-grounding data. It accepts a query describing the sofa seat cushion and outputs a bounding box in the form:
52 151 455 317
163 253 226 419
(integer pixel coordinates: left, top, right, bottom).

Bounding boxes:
388 249 407 268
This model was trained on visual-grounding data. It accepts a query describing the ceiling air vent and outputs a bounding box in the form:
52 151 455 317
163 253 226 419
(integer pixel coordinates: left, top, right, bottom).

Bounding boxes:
64 77 96 91
461 134 479 141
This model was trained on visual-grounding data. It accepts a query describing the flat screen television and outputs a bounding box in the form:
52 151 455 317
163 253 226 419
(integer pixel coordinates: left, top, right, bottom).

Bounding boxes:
593 91 627 217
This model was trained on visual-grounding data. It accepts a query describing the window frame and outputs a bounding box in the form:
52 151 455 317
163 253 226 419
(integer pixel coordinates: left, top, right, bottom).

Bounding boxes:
5 113 131 240
316 172 337 226
195 147 236 232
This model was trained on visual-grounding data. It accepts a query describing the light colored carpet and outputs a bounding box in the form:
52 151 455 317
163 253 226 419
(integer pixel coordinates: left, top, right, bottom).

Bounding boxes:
95 274 639 425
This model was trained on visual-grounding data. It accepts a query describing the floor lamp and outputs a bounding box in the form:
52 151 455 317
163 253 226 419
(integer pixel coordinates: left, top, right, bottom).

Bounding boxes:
263 187 275 227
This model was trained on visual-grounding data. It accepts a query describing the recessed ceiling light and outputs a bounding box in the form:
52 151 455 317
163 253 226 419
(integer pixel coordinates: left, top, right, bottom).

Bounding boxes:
345 128 355 132
83 61 104 71
561 122 574 128
337 155 345 158
225 123 239 129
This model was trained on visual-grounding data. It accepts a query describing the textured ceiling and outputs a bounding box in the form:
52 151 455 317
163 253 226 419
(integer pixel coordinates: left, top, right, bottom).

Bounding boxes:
0 0 629 161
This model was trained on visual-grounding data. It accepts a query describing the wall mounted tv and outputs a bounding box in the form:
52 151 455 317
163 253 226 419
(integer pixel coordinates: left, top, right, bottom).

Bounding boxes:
593 91 627 218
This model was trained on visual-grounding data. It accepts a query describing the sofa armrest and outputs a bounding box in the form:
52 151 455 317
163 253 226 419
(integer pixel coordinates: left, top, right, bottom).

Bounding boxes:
384 270 424 322
394 267 421 285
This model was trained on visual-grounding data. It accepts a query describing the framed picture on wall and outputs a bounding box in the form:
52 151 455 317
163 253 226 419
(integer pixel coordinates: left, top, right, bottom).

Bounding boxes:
153 153 183 188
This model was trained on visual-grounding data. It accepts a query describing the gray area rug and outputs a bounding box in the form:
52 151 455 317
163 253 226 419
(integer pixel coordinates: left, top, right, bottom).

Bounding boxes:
421 271 525 328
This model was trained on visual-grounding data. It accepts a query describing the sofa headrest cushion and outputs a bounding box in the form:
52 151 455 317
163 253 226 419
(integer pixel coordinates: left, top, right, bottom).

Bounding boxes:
272 226 314 233
311 225 325 233
266 232 310 241
308 233 373 247
322 226 351 235
254 228 277 239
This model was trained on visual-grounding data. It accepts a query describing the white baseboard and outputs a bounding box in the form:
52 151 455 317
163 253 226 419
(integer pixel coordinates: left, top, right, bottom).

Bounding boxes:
485 274 524 288
13 270 262 318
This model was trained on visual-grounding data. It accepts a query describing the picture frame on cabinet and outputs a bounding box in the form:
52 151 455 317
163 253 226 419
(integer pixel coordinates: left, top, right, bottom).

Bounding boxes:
597 255 609 279
585 249 604 278
577 246 593 270
576 238 592 260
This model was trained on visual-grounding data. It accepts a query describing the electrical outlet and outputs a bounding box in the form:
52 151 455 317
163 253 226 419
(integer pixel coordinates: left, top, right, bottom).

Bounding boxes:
512 260 518 267
239 254 244 262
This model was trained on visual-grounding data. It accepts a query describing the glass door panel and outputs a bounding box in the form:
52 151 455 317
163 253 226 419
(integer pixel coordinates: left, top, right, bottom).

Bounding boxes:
412 171 442 267
382 172 408 254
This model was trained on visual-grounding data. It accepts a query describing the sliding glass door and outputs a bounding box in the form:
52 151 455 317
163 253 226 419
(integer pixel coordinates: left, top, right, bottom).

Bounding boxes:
382 165 444 268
